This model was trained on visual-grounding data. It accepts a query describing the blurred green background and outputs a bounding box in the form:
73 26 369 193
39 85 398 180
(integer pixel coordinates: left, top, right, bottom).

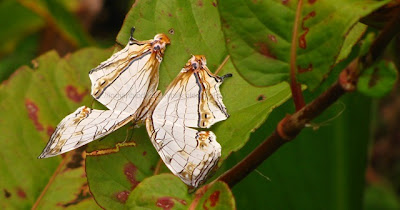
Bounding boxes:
1 0 400 209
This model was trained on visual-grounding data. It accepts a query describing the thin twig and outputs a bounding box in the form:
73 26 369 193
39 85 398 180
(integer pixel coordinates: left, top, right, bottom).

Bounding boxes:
217 9 400 188
214 55 230 75
32 152 73 209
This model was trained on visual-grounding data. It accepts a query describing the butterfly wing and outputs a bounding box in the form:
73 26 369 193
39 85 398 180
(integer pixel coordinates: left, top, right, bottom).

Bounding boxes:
152 58 229 129
89 33 170 118
39 106 132 158
146 55 230 187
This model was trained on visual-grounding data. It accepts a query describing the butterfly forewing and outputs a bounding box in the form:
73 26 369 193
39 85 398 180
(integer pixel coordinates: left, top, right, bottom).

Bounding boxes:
89 40 157 115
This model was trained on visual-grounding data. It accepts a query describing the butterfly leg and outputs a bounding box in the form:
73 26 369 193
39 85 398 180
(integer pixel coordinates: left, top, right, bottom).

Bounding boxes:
123 122 136 143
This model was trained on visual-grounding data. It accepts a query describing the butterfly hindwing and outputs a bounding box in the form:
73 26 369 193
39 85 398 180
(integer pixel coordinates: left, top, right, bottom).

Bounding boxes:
39 106 132 158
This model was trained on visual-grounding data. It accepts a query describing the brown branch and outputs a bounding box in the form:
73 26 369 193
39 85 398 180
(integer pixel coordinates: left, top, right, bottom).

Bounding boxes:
289 0 306 111
217 8 400 188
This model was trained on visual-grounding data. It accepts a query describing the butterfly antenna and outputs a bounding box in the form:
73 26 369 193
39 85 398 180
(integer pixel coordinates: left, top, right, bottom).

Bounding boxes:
305 101 346 130
130 27 137 42
255 169 271 182
221 73 233 81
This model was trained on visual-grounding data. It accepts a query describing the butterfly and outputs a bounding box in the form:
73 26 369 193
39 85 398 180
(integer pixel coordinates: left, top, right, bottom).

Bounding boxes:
146 55 231 187
38 28 170 158
39 29 231 187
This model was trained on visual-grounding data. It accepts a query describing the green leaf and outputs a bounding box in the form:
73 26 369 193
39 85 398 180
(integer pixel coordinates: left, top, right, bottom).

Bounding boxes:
192 181 235 210
0 0 44 56
85 127 162 209
358 60 398 98
126 174 192 209
336 22 367 63
222 92 373 209
116 0 227 92
0 48 112 209
218 0 389 89
126 174 235 210
85 1 293 207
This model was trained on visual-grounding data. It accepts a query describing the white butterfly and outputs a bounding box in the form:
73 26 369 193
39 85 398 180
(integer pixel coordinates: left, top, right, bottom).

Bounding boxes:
39 29 231 187
39 28 170 158
146 55 231 187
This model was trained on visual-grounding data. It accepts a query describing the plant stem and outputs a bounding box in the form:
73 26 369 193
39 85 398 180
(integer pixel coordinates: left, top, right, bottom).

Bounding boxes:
289 0 306 111
217 9 400 188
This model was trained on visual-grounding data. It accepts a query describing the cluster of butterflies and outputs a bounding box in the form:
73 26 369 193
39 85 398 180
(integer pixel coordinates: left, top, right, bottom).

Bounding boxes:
39 27 231 188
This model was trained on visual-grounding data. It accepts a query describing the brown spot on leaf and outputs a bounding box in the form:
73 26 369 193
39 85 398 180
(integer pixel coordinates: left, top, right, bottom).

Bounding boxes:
156 197 187 210
297 64 313 73
202 191 220 209
212 1 217 7
257 95 266 101
156 197 174 210
168 28 175 34
308 0 317 4
209 191 220 207
25 99 44 131
65 85 88 103
46 126 55 137
282 0 290 4
115 191 130 204
65 147 86 170
197 0 203 7
299 11 316 49
254 42 277 59
16 188 26 199
124 163 140 190
4 189 11 198
58 183 91 207
142 151 147 156
268 34 277 43
168 13 173 17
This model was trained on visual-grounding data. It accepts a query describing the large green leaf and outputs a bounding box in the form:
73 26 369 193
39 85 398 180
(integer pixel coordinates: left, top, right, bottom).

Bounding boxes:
218 0 389 89
116 0 227 91
85 0 293 208
0 48 112 209
220 92 373 209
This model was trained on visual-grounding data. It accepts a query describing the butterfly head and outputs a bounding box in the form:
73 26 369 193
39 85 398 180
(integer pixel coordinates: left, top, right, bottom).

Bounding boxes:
152 34 170 53
182 55 207 72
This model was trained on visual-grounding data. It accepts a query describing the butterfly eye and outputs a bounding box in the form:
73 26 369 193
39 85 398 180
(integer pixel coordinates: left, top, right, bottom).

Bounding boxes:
192 62 198 69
